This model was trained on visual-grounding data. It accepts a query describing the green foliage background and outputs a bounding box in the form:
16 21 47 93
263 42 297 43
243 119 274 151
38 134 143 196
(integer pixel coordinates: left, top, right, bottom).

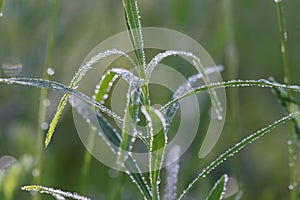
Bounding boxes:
0 0 300 199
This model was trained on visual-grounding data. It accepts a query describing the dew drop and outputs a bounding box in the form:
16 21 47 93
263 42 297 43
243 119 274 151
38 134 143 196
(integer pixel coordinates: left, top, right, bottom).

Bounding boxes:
274 0 281 2
2 59 23 77
0 12 3 17
43 99 51 107
288 184 294 190
47 68 55 76
41 122 49 130
32 169 40 177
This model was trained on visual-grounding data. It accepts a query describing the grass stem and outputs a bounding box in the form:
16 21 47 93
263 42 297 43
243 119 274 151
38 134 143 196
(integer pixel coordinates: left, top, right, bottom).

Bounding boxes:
275 1 297 200
33 1 59 200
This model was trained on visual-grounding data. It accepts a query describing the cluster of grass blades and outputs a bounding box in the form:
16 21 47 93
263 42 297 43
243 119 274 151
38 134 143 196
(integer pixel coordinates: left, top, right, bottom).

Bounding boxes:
1 0 300 199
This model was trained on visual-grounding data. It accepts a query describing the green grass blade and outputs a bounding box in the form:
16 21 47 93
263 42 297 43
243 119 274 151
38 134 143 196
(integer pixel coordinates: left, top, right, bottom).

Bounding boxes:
69 97 151 199
178 112 300 199
117 86 141 166
21 185 90 200
142 106 168 200
46 50 135 147
161 79 300 111
146 50 223 120
122 0 146 77
164 66 223 130
206 174 228 200
0 78 122 122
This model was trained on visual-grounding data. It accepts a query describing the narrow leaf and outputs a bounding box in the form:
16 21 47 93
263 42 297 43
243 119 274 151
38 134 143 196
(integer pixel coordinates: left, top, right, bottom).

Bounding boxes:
122 0 146 76
164 65 223 130
69 96 151 200
21 185 90 200
46 49 135 147
161 79 300 111
206 174 228 200
142 106 168 200
164 145 181 200
146 50 223 120
178 112 300 199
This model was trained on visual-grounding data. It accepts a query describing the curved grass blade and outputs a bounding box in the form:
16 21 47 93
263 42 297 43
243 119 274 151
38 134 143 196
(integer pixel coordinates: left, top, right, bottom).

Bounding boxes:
46 49 135 147
69 96 151 200
117 86 141 166
142 106 168 200
146 50 223 120
161 79 300 111
269 77 300 140
164 65 223 130
164 145 181 200
206 174 228 200
122 0 146 77
21 185 90 200
0 77 122 121
178 112 300 200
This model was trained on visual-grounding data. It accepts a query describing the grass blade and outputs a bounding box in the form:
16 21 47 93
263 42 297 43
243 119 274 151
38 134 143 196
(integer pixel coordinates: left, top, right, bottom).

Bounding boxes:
164 66 223 130
122 0 146 77
164 145 181 200
161 79 300 111
46 49 135 147
21 185 90 200
205 174 228 200
178 112 300 199
146 50 223 120
117 86 141 166
69 97 151 200
0 78 122 122
142 106 168 200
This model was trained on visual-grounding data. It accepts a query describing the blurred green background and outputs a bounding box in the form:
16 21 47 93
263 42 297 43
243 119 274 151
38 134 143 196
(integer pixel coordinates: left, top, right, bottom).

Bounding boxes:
1 0 300 199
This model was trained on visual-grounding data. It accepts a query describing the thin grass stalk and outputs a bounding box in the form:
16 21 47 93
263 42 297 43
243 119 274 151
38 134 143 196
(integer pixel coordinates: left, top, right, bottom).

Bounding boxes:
33 1 59 200
275 1 297 199
221 0 240 178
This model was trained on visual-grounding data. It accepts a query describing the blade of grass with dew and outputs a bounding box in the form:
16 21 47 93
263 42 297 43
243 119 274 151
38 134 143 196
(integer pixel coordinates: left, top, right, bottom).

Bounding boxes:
80 70 119 192
205 174 228 200
45 49 136 147
164 65 223 130
161 79 300 111
146 50 223 120
21 185 90 200
142 106 168 200
34 2 59 199
0 78 123 122
122 0 146 76
269 77 300 139
164 145 181 200
69 96 151 200
178 112 300 200
275 1 298 198
117 85 141 166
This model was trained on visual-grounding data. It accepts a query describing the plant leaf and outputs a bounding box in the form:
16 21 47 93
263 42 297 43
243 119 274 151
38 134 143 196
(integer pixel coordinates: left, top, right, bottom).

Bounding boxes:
69 96 151 200
142 106 168 200
178 112 300 200
206 174 228 200
46 49 135 147
21 185 90 200
161 79 300 111
164 65 223 130
122 0 146 76
146 50 223 120
117 86 141 166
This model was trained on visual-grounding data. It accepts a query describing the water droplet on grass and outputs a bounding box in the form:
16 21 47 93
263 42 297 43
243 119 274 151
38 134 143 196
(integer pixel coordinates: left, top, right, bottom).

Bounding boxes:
47 68 55 76
2 60 22 77
43 99 51 107
32 169 40 177
288 184 294 190
0 12 3 17
41 122 49 130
